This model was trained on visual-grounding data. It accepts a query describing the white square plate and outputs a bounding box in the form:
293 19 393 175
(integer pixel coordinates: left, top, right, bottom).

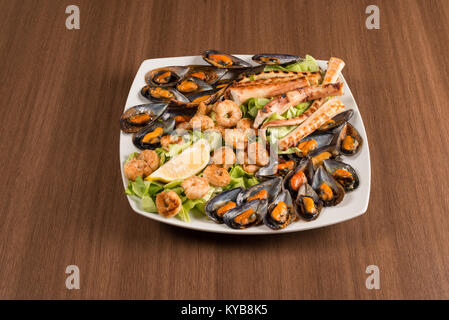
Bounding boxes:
120 55 371 234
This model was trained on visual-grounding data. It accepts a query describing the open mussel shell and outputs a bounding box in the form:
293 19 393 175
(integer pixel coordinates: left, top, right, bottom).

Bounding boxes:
175 77 213 96
308 145 341 169
141 85 189 104
145 66 189 87
187 89 221 105
202 50 252 69
185 65 227 84
295 184 323 221
223 199 268 229
335 122 363 156
236 177 282 206
323 159 359 192
120 103 168 133
132 117 176 150
296 132 335 158
264 190 297 230
252 53 301 65
283 158 314 200
317 110 354 132
311 166 345 207
205 187 243 223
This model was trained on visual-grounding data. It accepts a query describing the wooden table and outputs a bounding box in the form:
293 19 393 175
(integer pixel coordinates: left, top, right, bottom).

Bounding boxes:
1 0 448 300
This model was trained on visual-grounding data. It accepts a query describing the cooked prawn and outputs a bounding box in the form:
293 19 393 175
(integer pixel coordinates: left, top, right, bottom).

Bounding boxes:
190 114 215 130
181 176 210 199
124 159 152 181
203 165 231 187
236 118 254 130
214 100 242 128
224 128 247 149
160 134 184 151
211 147 235 169
137 149 160 172
247 142 270 166
242 164 260 174
156 191 182 218
176 121 192 130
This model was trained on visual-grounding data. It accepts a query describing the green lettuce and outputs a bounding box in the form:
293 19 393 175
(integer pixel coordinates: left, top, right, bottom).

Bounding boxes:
264 55 320 73
240 97 271 118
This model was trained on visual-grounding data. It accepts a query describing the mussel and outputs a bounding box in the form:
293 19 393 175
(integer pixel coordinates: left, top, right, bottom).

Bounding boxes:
311 166 345 207
309 145 340 168
145 66 189 87
264 190 297 230
175 77 213 96
120 103 168 133
186 89 221 105
202 50 251 69
296 132 335 158
223 198 268 229
205 187 243 223
335 122 363 155
236 177 282 206
132 117 176 150
252 53 301 65
323 159 359 192
141 85 189 104
295 184 323 221
317 110 354 132
283 158 314 199
185 65 227 84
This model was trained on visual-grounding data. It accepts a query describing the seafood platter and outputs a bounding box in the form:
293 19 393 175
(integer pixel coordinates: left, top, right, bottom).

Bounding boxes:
120 51 371 234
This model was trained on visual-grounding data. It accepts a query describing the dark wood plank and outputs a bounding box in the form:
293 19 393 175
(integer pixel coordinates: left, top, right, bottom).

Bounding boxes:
0 0 448 299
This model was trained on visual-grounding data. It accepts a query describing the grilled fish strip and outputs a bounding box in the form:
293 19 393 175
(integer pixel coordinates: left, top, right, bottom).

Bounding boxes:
278 99 345 151
239 70 322 84
258 57 346 131
227 77 310 105
253 82 343 128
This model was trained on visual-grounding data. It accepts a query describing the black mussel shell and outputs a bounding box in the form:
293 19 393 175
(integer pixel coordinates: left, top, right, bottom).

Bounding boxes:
296 132 335 158
120 103 168 133
187 89 220 105
252 53 301 65
205 187 243 223
283 158 314 200
264 190 297 230
175 77 213 96
223 199 268 229
236 177 282 206
145 66 189 87
202 50 251 69
308 145 340 169
295 184 323 221
185 65 227 84
132 117 176 150
311 166 345 207
317 110 354 132
335 122 363 156
323 159 359 192
141 85 189 104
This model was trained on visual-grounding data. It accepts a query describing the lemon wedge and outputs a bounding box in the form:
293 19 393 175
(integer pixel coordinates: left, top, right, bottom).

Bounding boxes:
146 139 210 182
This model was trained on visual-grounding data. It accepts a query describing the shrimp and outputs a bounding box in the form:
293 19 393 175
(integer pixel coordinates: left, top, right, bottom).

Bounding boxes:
214 100 242 128
242 164 260 174
160 134 184 151
176 121 192 130
236 118 254 130
156 191 182 218
137 149 160 172
181 176 210 199
196 101 213 115
247 142 270 166
224 128 247 149
203 165 231 187
190 114 215 130
124 159 152 181
211 147 236 169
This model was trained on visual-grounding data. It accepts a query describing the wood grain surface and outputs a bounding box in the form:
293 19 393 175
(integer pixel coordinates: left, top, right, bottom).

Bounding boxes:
0 0 448 300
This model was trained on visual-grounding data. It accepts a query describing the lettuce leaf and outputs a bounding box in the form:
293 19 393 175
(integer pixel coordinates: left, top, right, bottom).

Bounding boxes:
240 97 271 119
142 195 157 212
264 55 320 73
